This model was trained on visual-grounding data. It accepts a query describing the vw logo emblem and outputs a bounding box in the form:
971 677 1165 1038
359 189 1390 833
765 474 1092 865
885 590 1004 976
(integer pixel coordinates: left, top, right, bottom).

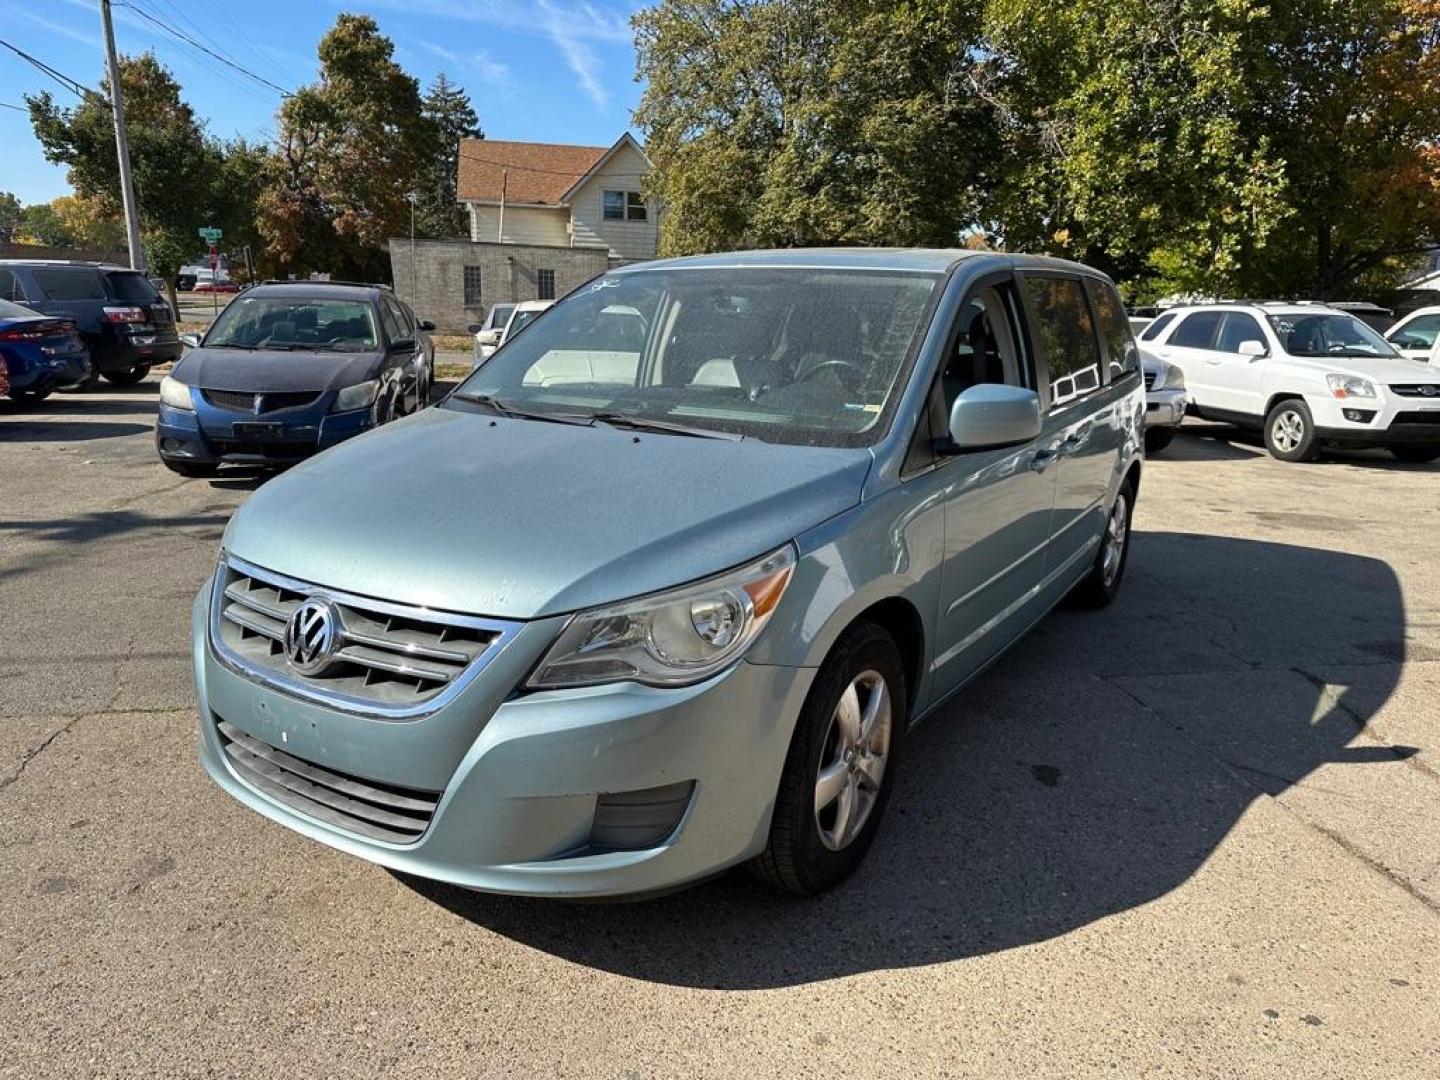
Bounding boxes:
284 598 341 675
1421 385 1437 397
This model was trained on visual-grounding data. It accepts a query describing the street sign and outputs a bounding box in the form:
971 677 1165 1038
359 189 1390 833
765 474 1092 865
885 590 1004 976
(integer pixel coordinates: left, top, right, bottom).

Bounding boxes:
198 226 222 243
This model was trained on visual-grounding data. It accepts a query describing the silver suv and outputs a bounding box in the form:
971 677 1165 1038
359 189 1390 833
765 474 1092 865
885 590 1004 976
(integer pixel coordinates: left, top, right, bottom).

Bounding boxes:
193 249 1144 897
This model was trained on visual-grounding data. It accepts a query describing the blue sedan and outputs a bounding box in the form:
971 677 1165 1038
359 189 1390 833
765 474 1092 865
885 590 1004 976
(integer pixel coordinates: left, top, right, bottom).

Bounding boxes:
0 298 92 403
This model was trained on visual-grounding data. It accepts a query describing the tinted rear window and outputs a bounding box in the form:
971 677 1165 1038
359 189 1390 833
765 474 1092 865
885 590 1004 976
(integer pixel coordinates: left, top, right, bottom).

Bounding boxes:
106 272 161 302
1170 312 1222 348
32 267 107 301
1138 311 1176 341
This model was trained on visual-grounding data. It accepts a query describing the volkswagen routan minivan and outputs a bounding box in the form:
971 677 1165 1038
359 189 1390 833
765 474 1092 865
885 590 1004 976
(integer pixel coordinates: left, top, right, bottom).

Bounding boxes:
193 249 1144 897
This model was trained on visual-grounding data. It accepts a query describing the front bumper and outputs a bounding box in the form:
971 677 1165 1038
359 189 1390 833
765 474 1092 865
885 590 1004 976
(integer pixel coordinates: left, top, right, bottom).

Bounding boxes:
156 401 375 466
191 583 814 897
1309 393 1440 447
1145 387 1188 429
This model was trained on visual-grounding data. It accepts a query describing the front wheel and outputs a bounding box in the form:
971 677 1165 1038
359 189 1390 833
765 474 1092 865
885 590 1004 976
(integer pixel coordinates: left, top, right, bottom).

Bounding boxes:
1144 427 1177 454
750 622 906 896
8 386 54 404
1390 446 1440 465
1263 399 1320 462
102 364 151 386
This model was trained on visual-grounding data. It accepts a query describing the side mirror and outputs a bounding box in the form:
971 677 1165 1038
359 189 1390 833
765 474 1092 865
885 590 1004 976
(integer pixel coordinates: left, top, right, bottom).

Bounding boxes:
467 323 484 334
389 337 416 352
179 333 202 349
417 319 436 332
1238 339 1267 358
946 384 1043 451
479 329 503 346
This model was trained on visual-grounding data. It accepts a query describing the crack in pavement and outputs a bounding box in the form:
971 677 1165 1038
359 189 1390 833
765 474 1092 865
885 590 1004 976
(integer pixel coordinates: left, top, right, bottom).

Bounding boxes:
0 705 190 796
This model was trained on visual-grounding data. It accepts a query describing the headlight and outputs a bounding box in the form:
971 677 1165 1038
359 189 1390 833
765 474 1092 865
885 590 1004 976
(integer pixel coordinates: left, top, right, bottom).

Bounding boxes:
528 545 797 689
332 379 380 412
1326 374 1375 399
1161 361 1184 390
159 375 194 410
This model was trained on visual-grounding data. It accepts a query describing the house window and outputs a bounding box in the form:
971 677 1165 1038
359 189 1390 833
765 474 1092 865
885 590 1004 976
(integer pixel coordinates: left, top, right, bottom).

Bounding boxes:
463 265 482 307
604 189 648 222
536 269 556 301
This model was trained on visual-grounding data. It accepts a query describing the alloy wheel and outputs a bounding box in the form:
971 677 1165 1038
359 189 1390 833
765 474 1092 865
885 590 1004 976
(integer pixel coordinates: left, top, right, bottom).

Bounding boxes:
1272 409 1305 453
814 670 892 852
1101 492 1129 588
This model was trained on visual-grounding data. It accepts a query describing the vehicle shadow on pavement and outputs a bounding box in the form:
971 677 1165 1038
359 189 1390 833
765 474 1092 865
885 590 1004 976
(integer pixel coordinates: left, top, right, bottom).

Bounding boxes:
0 418 152 442
1163 424 1265 461
404 532 1409 989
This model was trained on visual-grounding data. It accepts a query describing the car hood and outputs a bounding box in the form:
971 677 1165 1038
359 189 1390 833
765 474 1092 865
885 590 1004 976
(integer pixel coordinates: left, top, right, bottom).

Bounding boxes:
173 346 381 393
222 406 874 619
1286 352 1440 384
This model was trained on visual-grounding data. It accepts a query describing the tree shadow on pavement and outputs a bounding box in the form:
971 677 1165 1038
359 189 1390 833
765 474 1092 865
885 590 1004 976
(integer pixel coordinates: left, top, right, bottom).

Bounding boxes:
405 531 1409 988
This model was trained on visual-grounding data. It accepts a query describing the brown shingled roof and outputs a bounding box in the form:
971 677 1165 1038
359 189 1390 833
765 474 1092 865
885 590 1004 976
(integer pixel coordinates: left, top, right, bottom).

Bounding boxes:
456 139 609 205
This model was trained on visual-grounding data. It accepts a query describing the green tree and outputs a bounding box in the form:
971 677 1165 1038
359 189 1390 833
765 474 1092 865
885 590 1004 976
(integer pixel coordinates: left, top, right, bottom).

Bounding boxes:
27 52 222 295
19 201 76 246
259 14 432 277
635 0 994 255
416 73 482 238
0 192 21 244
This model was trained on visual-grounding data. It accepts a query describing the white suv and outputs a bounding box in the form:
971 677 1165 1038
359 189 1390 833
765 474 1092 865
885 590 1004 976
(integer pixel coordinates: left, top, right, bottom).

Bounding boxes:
1385 306 1440 365
1141 302 1440 463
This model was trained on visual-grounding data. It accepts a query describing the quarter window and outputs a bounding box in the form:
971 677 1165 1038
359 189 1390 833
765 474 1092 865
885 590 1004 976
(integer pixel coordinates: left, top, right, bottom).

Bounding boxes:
463 265 482 307
536 268 556 301
1169 312 1223 349
0 268 23 302
1023 275 1103 408
1216 312 1265 353
1089 281 1140 377
1139 311 1176 341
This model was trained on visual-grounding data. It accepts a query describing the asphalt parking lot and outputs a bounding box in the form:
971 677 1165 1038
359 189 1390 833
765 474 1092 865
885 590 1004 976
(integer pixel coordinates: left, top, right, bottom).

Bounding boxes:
2 382 1438 1078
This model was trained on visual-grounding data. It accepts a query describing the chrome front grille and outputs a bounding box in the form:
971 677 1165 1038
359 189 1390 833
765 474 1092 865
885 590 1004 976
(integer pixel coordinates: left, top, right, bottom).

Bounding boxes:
1143 371 1157 390
216 719 439 843
1389 384 1440 398
210 555 522 718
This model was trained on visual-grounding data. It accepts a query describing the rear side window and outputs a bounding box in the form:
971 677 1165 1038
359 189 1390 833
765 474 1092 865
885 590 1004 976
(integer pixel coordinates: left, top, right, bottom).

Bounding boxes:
1023 275 1103 408
31 267 106 301
1089 280 1140 376
1169 311 1222 348
1216 312 1265 353
106 271 161 303
1139 311 1176 341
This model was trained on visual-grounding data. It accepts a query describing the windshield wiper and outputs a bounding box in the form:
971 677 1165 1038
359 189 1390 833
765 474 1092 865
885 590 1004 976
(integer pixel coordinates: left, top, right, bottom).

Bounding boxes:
586 411 745 441
451 392 594 426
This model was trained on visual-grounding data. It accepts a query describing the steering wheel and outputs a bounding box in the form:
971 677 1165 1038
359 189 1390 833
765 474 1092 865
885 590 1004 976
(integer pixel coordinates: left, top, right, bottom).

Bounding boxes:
797 358 866 391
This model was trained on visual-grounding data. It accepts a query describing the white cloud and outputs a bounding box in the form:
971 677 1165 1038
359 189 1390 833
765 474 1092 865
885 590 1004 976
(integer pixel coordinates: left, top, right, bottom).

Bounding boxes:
538 2 608 109
418 41 512 88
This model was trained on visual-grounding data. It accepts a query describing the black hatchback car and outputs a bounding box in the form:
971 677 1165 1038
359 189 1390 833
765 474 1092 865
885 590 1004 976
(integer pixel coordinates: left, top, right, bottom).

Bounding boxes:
154 281 434 476
0 261 181 384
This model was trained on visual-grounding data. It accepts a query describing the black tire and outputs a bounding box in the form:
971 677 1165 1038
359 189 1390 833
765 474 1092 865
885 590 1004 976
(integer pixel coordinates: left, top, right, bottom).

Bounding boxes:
102 364 151 386
1144 427 1177 454
750 622 907 896
1390 446 1440 464
162 460 220 478
1263 398 1320 462
1069 475 1136 609
8 385 54 404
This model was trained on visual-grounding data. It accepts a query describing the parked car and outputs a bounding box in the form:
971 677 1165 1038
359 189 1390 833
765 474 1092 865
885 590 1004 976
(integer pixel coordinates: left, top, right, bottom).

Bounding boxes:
1145 302 1440 463
0 297 91 403
469 303 517 364
0 260 181 384
178 265 233 292
155 281 434 477
192 248 1143 898
497 299 553 348
1140 349 1188 453
0 355 8 397
1384 305 1440 364
1327 300 1393 333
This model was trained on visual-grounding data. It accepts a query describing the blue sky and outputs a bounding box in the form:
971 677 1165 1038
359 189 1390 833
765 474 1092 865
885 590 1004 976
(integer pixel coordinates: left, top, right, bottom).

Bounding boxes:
0 0 647 205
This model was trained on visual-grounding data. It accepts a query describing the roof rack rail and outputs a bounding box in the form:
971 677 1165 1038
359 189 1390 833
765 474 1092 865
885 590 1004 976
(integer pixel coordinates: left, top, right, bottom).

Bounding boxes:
257 278 392 290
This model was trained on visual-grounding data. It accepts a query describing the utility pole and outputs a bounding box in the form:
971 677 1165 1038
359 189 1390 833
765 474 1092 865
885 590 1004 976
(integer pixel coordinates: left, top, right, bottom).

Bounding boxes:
99 0 145 272
405 191 418 301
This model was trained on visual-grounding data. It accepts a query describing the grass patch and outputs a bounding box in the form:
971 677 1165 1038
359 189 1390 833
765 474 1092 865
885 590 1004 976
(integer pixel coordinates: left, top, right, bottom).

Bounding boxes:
430 333 473 352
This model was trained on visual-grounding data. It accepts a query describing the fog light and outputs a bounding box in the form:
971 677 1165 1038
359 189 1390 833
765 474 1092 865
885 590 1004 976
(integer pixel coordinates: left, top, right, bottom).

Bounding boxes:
589 781 696 851
1342 408 1376 423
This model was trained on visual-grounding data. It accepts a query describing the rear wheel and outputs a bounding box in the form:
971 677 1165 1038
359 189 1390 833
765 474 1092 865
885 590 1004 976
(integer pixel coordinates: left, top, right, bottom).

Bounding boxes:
102 364 151 386
1069 476 1135 609
751 622 906 896
1263 399 1320 462
1390 446 1440 464
1144 427 1177 454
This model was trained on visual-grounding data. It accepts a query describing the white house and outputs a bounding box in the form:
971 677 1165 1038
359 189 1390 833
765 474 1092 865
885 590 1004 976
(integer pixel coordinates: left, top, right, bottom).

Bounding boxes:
456 133 658 262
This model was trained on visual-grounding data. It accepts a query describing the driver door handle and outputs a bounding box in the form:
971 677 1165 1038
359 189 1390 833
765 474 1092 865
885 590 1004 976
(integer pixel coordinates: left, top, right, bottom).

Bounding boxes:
1030 447 1059 473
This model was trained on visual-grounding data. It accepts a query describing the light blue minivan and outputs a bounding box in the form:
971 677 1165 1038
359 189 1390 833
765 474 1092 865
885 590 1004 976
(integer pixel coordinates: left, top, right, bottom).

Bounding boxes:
193 248 1144 897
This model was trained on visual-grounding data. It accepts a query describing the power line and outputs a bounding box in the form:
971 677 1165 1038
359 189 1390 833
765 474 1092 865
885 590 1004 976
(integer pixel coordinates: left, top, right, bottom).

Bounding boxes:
1 102 29 112
0 35 109 108
173 0 300 90
116 0 292 97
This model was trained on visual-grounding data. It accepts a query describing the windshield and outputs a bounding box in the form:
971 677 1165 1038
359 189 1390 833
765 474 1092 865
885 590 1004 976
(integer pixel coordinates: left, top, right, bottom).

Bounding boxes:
454 267 942 446
1268 312 1399 358
487 304 515 329
506 309 542 337
205 296 378 351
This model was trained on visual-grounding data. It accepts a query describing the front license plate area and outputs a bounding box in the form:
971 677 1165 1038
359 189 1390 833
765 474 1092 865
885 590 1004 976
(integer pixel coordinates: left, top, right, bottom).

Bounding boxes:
233 422 285 439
